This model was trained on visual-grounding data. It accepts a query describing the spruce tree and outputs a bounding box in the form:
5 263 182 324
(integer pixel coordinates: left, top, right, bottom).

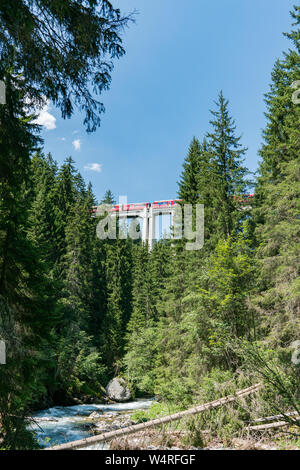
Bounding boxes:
27 152 58 266
52 157 78 269
101 236 133 372
126 244 152 333
123 240 172 393
0 74 57 448
178 137 201 204
54 182 108 398
101 189 116 205
62 183 96 326
253 6 300 345
206 92 249 238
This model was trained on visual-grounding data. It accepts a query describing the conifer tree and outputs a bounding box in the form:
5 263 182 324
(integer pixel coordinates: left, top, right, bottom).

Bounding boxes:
101 236 133 372
62 183 96 326
52 157 78 268
178 137 201 204
27 152 57 266
126 244 152 333
0 74 57 448
253 6 300 345
123 241 171 393
101 189 116 205
206 92 249 238
53 182 108 398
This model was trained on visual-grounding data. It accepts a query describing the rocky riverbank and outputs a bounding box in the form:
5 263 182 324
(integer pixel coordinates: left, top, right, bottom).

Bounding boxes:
29 399 153 448
108 432 299 451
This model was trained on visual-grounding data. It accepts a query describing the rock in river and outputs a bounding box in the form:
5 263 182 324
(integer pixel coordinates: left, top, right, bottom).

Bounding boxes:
106 378 131 402
89 410 104 419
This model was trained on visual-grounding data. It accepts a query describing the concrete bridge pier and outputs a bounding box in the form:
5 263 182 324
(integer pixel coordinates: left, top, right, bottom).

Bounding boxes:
148 208 156 251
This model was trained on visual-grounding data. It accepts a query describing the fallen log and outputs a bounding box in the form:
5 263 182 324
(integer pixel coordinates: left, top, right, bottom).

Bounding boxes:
46 383 262 450
249 420 300 432
250 411 300 424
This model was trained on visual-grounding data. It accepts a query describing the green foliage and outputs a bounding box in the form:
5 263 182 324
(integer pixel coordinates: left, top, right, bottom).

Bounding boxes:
124 324 158 394
0 0 132 132
55 327 107 397
101 189 116 205
241 343 300 424
206 91 250 239
253 5 300 347
131 401 181 424
101 236 134 371
0 75 57 448
0 0 131 450
178 137 202 204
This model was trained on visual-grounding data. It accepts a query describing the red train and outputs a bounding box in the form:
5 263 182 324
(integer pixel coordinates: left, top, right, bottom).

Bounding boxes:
111 200 181 212
91 196 253 215
152 200 181 209
111 202 151 212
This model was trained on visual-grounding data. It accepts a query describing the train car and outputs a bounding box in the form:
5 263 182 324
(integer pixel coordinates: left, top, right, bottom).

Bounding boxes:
111 205 120 212
152 199 180 209
127 202 150 211
111 202 150 212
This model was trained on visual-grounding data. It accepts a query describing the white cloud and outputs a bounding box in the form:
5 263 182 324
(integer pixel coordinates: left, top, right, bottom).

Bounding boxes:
84 163 102 173
33 99 56 130
72 139 81 151
58 137 66 141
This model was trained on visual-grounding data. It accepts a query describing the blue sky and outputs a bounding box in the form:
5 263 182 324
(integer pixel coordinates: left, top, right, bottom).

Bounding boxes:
38 0 295 204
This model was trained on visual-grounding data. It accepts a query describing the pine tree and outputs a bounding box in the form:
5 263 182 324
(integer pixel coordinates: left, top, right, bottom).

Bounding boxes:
101 236 133 372
101 189 116 205
195 138 220 251
53 182 108 398
123 239 172 393
253 6 300 345
27 152 58 265
87 184 108 347
206 92 249 238
52 157 78 269
62 183 96 326
178 137 201 204
126 244 152 333
0 74 58 448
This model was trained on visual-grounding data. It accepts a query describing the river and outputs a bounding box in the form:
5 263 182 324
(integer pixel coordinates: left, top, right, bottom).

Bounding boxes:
28 399 154 449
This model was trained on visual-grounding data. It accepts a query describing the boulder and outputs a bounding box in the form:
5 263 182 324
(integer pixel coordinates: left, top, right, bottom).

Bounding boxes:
33 417 59 423
106 378 131 402
89 410 104 419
